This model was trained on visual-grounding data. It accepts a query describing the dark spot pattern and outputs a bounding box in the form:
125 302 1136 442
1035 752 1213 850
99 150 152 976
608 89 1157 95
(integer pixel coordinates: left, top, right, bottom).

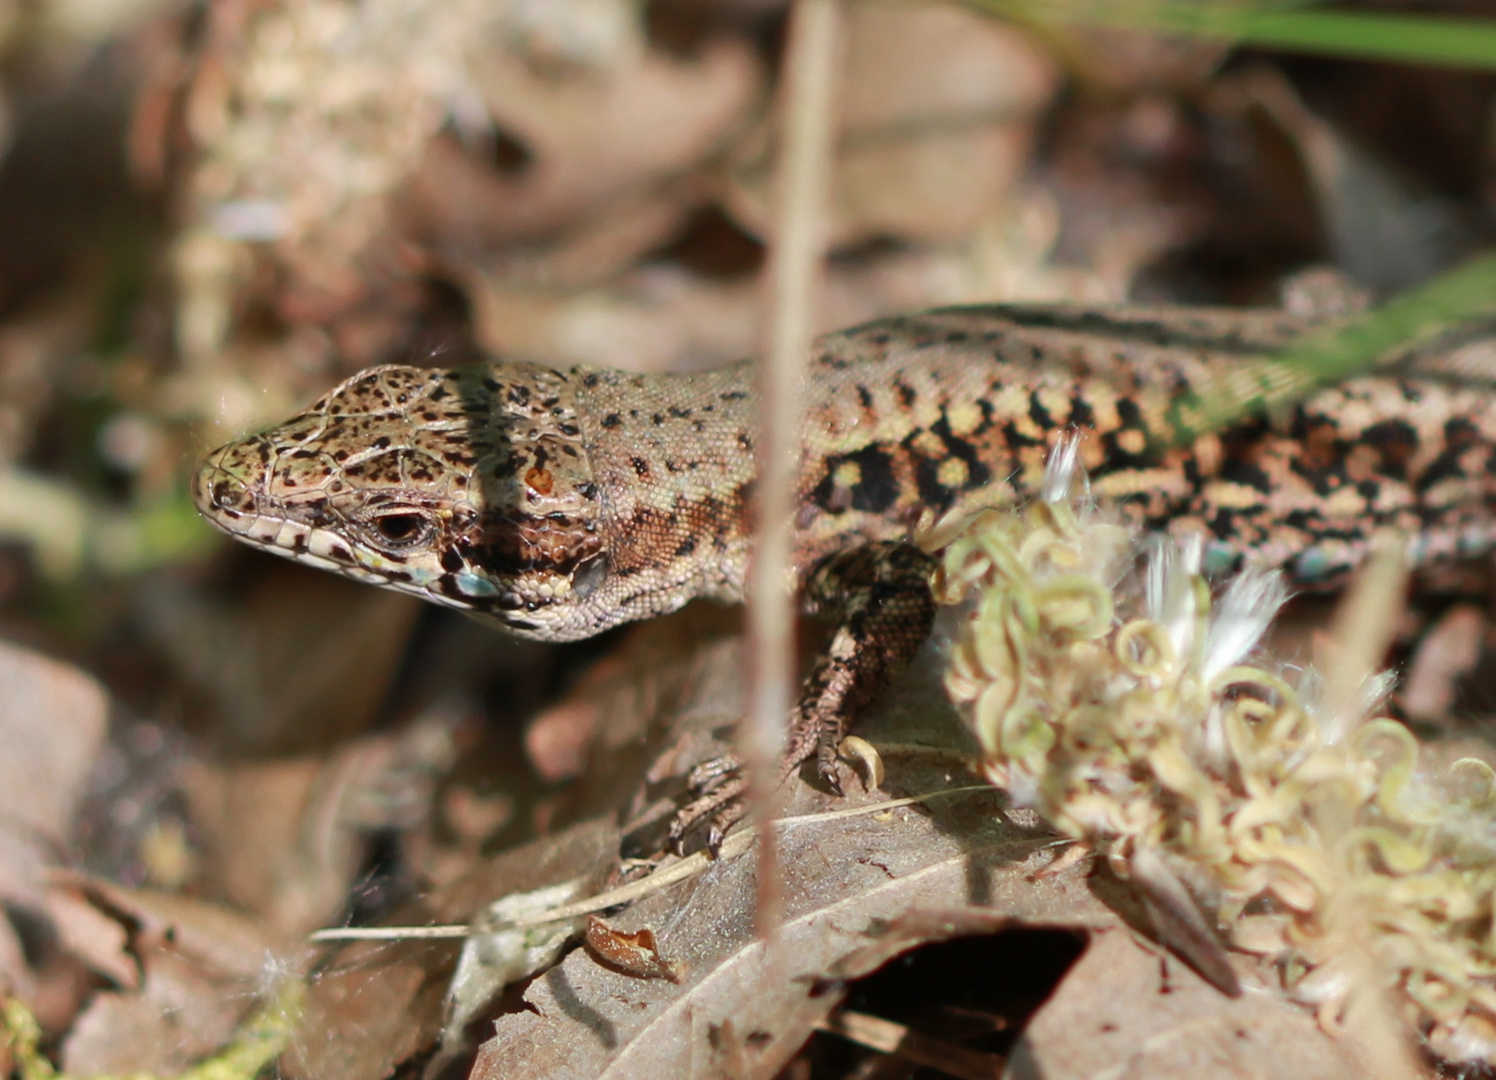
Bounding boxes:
812 445 898 515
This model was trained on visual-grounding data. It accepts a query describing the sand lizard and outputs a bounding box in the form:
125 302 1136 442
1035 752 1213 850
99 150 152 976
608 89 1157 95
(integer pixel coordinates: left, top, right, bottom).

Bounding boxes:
193 296 1496 846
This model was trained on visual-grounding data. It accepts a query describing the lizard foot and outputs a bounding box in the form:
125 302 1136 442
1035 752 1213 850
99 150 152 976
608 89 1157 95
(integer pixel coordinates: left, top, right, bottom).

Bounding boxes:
666 728 840 856
668 756 748 855
668 544 937 855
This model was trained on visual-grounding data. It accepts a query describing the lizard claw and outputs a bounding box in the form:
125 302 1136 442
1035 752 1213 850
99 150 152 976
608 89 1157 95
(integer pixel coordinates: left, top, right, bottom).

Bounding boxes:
816 755 844 797
668 696 868 853
706 812 734 855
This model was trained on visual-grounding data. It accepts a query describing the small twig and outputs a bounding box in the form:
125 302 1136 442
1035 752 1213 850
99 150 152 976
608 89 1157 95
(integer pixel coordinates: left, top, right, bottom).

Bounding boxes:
309 785 1007 944
817 1007 1007 1080
308 924 471 942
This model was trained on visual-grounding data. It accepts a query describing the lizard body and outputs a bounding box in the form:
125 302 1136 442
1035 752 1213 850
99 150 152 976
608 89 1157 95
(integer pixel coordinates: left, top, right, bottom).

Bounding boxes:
194 301 1496 843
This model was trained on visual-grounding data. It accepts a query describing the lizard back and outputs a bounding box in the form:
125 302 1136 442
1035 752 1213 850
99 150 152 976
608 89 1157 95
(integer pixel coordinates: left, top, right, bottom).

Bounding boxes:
193 302 1496 642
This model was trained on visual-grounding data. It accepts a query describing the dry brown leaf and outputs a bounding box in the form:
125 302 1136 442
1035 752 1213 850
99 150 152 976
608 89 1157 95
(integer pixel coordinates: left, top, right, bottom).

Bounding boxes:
453 609 1115 1079
182 711 459 934
287 960 445 1080
583 916 684 984
0 640 109 887
1402 604 1486 722
724 1 1058 250
549 604 749 828
50 880 301 1075
412 36 763 248
412 169 702 290
55 876 302 980
236 566 425 752
61 946 261 1076
137 559 422 756
180 755 327 923
1007 929 1365 1080
281 817 620 1080
0 640 108 995
441 786 515 853
469 804 1108 1079
524 656 624 783
467 244 1001 373
42 884 136 990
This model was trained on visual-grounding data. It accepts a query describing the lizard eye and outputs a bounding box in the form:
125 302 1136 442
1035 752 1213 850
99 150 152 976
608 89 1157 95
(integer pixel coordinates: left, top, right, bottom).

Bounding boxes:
365 511 436 550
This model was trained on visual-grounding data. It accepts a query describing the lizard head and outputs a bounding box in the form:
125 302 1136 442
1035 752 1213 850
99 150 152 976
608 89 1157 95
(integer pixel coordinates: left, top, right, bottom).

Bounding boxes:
193 361 611 641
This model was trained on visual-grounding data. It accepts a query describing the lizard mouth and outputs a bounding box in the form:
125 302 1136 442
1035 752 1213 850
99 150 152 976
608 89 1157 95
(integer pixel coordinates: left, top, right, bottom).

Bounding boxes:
191 449 330 556
193 445 446 593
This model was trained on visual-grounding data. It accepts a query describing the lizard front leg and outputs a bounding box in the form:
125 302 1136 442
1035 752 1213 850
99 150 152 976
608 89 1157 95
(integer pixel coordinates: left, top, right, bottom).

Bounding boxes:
791 542 941 784
670 541 938 852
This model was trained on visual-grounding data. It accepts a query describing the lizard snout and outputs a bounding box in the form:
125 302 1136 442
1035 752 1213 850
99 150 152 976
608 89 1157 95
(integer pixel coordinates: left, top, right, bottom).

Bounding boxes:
192 450 261 528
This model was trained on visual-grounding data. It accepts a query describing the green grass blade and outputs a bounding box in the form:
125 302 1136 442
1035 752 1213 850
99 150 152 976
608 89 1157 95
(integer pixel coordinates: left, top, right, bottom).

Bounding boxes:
975 0 1496 71
1169 252 1496 439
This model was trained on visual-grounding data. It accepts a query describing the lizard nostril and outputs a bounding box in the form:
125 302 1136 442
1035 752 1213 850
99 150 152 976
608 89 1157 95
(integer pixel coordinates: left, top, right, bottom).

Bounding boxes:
213 481 243 510
193 461 255 517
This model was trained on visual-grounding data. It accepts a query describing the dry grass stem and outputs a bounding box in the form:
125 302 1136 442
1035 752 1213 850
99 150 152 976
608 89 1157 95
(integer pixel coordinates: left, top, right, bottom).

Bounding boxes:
743 0 841 938
817 1008 1007 1080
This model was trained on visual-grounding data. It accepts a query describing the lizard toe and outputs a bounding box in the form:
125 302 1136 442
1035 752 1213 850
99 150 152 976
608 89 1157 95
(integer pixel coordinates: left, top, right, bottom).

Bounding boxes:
816 756 845 796
686 753 743 794
671 773 749 855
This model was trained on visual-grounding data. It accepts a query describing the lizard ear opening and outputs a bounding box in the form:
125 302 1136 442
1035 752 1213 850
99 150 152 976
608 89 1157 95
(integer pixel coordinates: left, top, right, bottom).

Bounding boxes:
570 554 608 601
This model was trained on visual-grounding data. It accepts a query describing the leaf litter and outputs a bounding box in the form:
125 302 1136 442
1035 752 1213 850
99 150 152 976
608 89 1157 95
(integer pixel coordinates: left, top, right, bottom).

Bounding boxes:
1 0 1496 1077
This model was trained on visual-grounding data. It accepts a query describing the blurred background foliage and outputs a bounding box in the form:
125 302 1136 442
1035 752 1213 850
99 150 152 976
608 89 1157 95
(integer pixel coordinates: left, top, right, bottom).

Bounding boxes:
0 0 1491 812
0 0 1493 989
0 1 1495 1074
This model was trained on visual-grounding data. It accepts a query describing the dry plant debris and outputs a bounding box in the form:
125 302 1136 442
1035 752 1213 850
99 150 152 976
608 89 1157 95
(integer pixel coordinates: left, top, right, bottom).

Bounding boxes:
936 438 1496 1073
1 0 1496 1077
1010 928 1365 1080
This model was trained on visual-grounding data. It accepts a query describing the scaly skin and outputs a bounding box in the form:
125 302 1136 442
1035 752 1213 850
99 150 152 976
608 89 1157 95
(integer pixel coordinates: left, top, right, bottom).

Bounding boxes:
194 301 1496 846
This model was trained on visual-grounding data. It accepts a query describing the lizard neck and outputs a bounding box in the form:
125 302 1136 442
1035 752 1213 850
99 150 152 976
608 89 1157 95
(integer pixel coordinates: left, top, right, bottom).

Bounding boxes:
576 362 758 622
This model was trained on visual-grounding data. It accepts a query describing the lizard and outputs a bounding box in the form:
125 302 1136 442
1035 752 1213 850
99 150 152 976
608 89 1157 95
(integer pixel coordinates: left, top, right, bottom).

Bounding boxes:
192 294 1496 848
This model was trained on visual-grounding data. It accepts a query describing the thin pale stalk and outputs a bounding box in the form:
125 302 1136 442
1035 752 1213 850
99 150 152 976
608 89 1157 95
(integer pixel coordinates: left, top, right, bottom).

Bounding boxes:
1320 533 1407 745
745 0 840 938
1304 537 1419 1080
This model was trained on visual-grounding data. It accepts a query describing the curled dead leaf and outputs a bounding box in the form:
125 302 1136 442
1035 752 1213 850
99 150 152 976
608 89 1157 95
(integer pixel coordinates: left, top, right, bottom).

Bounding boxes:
583 916 686 984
